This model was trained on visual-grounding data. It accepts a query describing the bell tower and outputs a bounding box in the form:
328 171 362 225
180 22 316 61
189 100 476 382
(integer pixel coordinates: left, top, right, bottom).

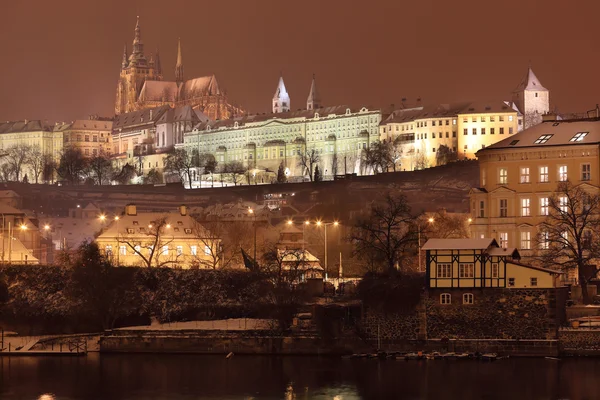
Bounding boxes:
512 66 549 129
273 75 290 114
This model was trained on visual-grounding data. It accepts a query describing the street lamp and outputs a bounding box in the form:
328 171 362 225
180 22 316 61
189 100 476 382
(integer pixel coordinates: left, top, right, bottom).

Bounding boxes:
418 217 434 273
315 220 340 281
248 208 256 263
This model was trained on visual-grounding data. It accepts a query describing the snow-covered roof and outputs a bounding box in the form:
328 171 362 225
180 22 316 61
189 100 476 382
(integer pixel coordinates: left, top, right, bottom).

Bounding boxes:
480 118 600 152
513 67 548 92
422 238 498 250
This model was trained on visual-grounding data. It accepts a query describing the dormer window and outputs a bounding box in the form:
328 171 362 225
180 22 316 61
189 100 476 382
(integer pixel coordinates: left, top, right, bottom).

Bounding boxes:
534 134 553 144
570 132 588 142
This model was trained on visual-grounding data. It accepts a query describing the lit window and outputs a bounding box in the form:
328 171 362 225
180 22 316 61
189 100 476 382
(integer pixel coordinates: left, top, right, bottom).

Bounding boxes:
530 278 538 287
540 197 549 216
204 245 211 255
440 293 451 305
459 263 474 278
491 263 499 278
521 198 530 216
119 245 127 256
191 245 197 256
162 245 169 255
509 115 514 122
521 232 531 250
559 196 568 213
437 263 452 278
558 165 568 182
539 166 549 183
176 246 183 256
105 245 112 255
520 167 530 183
134 245 141 255
508 278 515 287
570 132 588 142
582 164 591 181
463 293 474 304
499 168 508 184
534 134 553 144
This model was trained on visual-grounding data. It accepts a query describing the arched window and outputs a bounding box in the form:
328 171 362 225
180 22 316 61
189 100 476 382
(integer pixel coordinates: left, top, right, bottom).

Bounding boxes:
440 293 451 305
463 293 474 305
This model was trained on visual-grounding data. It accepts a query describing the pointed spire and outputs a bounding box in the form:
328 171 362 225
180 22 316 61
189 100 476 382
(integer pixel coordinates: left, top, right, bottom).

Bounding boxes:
121 44 128 69
515 65 548 92
130 16 146 65
175 38 184 84
273 75 290 113
306 73 321 110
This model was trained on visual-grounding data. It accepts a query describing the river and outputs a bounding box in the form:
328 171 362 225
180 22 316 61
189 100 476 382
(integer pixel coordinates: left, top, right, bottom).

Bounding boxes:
1 354 600 399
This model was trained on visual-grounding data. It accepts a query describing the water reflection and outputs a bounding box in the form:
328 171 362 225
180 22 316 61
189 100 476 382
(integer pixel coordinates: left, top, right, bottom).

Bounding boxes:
0 354 599 399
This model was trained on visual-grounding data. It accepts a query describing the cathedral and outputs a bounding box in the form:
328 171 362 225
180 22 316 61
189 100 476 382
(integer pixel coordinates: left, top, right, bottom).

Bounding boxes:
114 17 243 121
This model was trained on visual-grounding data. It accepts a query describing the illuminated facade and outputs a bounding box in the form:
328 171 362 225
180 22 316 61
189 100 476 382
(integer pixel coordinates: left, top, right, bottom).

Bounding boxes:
180 77 381 185
56 117 113 157
380 102 521 169
115 17 243 121
469 117 600 262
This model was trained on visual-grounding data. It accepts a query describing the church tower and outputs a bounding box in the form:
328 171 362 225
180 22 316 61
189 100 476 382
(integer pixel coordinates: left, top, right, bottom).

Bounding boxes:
115 16 161 115
175 38 184 85
512 66 549 129
306 74 321 110
273 75 290 113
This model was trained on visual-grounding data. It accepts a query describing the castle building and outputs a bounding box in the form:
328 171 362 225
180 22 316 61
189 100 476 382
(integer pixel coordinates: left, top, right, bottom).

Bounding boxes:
379 102 521 169
115 17 243 121
379 66 548 170
55 116 113 157
181 76 381 187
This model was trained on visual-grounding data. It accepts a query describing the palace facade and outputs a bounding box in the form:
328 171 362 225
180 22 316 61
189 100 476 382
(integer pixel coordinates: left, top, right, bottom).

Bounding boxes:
114 17 243 121
180 76 381 185
379 67 549 169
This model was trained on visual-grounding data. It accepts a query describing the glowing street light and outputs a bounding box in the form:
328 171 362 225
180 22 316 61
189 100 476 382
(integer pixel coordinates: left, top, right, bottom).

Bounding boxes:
44 224 50 231
99 215 106 221
287 220 293 225
20 224 27 231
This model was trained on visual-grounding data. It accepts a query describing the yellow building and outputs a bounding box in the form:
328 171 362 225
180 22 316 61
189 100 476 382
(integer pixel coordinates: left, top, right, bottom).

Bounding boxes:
57 117 113 157
379 102 521 169
0 120 63 175
423 238 562 298
95 204 220 269
469 117 600 262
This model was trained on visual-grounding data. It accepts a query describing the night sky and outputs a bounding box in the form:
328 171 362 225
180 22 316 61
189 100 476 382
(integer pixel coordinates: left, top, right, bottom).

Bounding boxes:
1 0 598 122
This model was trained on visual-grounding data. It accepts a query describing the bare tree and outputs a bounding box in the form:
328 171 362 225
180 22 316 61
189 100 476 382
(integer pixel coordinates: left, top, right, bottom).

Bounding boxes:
349 193 419 273
222 161 246 186
190 219 224 269
426 209 470 239
298 147 320 182
537 181 600 303
57 147 88 184
86 152 114 185
119 216 180 268
3 143 31 181
414 152 430 170
262 245 311 331
164 148 196 187
25 145 45 184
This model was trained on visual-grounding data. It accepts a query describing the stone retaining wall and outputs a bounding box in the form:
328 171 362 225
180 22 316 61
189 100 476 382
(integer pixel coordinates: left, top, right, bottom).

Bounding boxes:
559 329 600 355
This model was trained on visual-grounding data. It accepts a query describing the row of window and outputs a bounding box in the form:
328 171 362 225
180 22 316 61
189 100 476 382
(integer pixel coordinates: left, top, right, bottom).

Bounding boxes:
494 164 591 185
440 293 473 304
479 195 571 219
463 127 513 136
437 263 499 278
462 115 514 124
416 132 457 140
105 244 211 257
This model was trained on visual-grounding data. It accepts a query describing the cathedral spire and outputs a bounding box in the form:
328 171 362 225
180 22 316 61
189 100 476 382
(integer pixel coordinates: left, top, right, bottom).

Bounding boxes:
121 44 128 69
306 73 321 110
175 38 184 84
273 75 290 113
130 15 146 65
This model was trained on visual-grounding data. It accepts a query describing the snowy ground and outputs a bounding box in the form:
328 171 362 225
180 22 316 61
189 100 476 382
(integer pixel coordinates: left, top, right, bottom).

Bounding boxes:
115 318 274 331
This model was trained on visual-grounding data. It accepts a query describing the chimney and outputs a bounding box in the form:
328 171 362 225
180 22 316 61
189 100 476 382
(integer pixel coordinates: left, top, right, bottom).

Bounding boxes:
179 205 187 216
149 110 153 119
125 204 137 216
542 114 558 122
24 119 28 124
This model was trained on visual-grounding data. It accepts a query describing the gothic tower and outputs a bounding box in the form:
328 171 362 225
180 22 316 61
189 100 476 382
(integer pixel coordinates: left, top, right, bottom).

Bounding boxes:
273 75 290 113
175 38 184 85
306 74 321 110
115 16 161 115
512 66 550 129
